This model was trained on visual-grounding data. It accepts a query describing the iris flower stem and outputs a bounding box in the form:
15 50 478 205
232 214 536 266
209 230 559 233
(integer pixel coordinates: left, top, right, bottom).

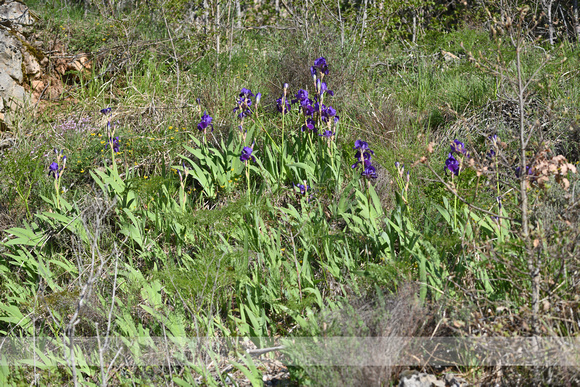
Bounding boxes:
179 178 186 212
109 146 117 174
452 174 458 230
282 102 286 145
245 161 250 196
327 141 334 173
54 177 61 210
366 179 373 218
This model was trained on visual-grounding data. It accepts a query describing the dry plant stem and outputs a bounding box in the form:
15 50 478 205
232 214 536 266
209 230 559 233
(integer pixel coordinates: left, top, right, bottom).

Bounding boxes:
66 202 116 386
216 1 221 71
162 9 180 99
575 0 580 40
228 0 233 62
104 250 119 350
338 0 344 50
162 324 174 381
247 345 285 356
514 32 540 339
515 45 529 240
360 0 368 43
96 323 105 387
423 163 510 220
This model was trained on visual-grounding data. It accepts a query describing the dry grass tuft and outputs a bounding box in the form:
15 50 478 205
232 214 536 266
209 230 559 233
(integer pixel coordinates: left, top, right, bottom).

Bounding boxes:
300 283 427 385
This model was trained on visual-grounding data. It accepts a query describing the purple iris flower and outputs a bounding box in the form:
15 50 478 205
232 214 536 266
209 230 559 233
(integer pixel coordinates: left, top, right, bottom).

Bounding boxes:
237 109 252 119
294 183 310 195
48 151 66 178
292 89 309 104
110 136 120 153
319 130 334 138
352 140 378 178
515 165 533 178
313 101 323 114
100 107 111 115
49 162 61 178
321 82 334 96
301 118 317 132
197 111 214 132
354 140 371 151
361 161 378 179
351 150 373 169
276 97 291 114
450 139 467 155
240 146 256 162
317 80 334 97
352 140 374 168
234 88 255 118
321 105 338 122
302 102 315 116
445 153 460 175
487 135 499 159
312 57 329 75
239 88 254 98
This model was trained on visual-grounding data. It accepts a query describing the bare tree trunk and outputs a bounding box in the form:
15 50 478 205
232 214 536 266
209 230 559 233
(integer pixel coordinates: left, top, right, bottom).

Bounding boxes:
412 10 417 43
236 0 242 28
544 0 555 45
360 0 368 44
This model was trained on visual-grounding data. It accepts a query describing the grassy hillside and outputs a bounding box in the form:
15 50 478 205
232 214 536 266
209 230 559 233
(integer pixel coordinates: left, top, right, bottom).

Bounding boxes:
1 0 579 385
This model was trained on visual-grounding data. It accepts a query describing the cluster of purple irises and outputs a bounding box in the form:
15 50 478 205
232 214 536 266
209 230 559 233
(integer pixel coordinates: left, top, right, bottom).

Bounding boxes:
234 88 261 120
100 107 121 153
445 139 468 176
446 136 532 180
279 57 338 138
352 140 377 179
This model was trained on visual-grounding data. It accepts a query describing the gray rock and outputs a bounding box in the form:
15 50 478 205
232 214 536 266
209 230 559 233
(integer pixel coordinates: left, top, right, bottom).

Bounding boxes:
399 372 445 387
0 0 36 36
0 72 25 100
444 373 469 387
0 29 26 112
0 29 23 83
0 96 4 123
0 1 39 123
23 48 41 78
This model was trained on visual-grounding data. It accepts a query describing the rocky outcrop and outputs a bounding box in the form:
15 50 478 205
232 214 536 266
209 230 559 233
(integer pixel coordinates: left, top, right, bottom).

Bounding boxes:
0 0 40 128
398 371 469 387
0 0 36 35
0 1 94 130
